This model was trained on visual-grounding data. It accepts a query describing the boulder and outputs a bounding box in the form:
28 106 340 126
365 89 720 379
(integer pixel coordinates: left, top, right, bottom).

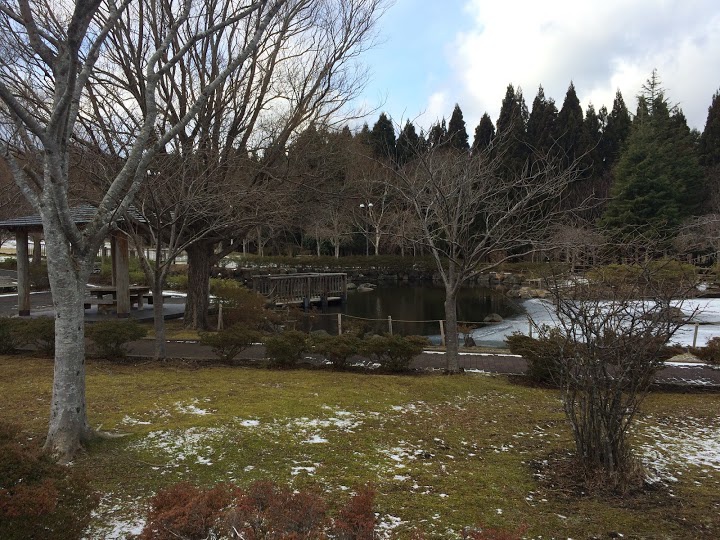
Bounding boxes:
508 286 549 299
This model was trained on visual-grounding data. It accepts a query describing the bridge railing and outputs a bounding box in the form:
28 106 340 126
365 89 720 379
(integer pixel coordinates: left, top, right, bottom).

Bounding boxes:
252 273 347 309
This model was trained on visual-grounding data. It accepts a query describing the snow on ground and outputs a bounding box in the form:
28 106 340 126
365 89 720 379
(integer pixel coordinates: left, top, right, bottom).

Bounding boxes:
175 399 211 415
638 415 720 485
98 393 720 538
82 494 145 540
471 297 720 348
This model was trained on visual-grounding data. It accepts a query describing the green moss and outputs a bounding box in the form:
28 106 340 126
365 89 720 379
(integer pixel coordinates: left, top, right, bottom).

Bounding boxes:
0 356 718 538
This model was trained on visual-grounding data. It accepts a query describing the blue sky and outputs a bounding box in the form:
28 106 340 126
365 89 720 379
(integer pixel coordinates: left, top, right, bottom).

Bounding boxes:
357 0 720 134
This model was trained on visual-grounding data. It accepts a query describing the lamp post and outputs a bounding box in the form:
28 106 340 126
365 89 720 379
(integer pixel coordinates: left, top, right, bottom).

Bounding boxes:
359 202 373 256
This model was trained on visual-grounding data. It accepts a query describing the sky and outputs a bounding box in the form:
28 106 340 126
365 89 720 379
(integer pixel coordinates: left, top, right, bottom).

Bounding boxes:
357 0 720 134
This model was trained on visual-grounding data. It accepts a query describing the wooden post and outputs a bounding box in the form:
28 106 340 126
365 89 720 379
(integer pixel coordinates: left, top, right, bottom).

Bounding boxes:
217 301 224 331
388 315 393 336
113 232 131 317
16 230 31 316
439 320 445 347
110 235 117 286
337 313 342 335
693 323 699 348
303 276 311 312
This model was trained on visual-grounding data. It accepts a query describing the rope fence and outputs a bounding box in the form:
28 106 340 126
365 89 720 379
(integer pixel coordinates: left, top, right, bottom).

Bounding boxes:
288 310 536 346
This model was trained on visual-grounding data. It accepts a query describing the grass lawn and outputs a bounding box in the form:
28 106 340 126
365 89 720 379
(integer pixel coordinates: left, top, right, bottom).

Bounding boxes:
1 355 719 538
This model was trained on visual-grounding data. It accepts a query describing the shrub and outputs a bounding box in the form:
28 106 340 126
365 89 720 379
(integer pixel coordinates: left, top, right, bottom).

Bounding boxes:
141 480 375 540
332 485 377 539
139 482 233 540
165 273 188 291
359 334 427 372
264 330 308 368
0 318 22 354
506 330 564 386
223 480 328 538
199 325 259 363
311 333 361 368
29 263 50 289
691 336 720 365
0 422 97 540
11 317 55 357
86 320 148 359
211 278 276 330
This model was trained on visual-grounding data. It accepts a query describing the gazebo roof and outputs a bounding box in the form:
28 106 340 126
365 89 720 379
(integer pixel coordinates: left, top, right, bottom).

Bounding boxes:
0 204 145 232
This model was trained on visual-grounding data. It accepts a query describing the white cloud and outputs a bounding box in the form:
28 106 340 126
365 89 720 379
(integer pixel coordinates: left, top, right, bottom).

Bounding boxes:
450 0 720 130
417 91 451 130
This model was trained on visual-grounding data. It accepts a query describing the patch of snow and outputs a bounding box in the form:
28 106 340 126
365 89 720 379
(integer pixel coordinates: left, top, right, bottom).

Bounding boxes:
290 465 316 476
639 417 720 483
304 435 328 444
121 415 151 425
240 419 260 427
175 401 211 415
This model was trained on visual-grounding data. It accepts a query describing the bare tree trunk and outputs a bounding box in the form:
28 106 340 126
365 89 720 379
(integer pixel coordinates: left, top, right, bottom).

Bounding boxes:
152 276 167 360
32 233 43 266
334 242 340 258
185 241 213 330
444 290 460 373
42 222 94 462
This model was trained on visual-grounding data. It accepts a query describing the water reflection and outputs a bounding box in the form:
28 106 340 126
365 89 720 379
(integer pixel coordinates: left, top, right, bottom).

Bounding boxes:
303 285 523 337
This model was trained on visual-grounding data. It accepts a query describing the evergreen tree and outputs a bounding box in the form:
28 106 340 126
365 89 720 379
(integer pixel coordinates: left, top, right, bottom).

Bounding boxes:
582 103 602 177
472 113 495 152
447 104 470 151
601 74 705 243
427 119 447 149
496 83 529 171
600 90 631 171
526 85 557 154
699 91 720 168
396 120 420 166
553 81 586 165
370 112 396 161
357 123 371 145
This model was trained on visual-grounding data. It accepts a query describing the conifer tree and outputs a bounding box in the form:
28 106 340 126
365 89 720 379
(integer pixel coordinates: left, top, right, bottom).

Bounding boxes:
526 85 557 154
601 74 705 244
553 82 586 165
472 113 495 152
370 113 396 162
699 91 720 168
496 84 529 172
427 119 447 149
447 104 470 151
600 90 632 171
582 103 602 178
396 120 421 166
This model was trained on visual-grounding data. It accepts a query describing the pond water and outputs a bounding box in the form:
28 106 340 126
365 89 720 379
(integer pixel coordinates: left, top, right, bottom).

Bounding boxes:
302 285 524 342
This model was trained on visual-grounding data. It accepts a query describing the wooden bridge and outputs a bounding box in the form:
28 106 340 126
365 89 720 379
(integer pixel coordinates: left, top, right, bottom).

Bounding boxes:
252 273 347 310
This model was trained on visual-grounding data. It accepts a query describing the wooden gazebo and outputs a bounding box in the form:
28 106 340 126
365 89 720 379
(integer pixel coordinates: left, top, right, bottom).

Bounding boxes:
0 205 137 318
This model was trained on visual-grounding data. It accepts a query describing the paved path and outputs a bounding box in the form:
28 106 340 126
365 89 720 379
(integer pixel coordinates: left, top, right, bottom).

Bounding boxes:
126 339 720 388
3 290 719 388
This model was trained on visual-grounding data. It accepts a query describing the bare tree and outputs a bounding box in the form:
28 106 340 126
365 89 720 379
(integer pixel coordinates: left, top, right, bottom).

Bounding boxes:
108 0 384 329
392 140 581 372
539 258 698 491
0 0 302 461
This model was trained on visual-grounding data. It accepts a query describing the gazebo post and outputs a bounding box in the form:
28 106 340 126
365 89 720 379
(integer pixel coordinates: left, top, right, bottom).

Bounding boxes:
112 231 131 318
16 230 31 316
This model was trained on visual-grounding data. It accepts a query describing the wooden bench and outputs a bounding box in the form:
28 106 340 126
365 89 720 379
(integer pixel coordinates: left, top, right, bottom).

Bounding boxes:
142 293 172 305
83 297 116 310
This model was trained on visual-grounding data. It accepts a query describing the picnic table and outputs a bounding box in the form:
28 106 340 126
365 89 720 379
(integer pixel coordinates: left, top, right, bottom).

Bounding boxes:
84 285 151 310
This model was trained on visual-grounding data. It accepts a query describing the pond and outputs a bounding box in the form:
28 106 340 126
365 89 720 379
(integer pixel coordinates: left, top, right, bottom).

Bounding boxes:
300 285 524 344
